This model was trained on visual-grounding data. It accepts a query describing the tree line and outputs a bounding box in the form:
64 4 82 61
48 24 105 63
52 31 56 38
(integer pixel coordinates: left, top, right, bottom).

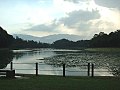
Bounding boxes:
0 26 50 49
0 27 13 48
11 36 50 49
0 26 120 49
90 30 120 48
52 30 120 49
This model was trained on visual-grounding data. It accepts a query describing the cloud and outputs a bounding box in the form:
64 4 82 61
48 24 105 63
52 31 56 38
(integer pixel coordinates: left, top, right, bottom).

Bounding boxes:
64 0 80 3
64 0 90 3
24 20 78 35
25 9 101 38
23 7 119 39
94 0 120 9
25 22 58 32
59 10 100 28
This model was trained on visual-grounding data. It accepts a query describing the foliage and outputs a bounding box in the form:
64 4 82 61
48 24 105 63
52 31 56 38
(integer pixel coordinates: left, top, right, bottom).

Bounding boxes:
52 30 120 49
52 39 75 49
1 25 120 49
0 26 50 49
52 39 89 49
0 26 14 48
10 36 50 49
90 30 120 47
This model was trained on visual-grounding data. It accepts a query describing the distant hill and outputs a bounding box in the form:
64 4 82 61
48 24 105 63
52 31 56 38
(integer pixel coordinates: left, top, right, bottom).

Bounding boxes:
13 34 82 43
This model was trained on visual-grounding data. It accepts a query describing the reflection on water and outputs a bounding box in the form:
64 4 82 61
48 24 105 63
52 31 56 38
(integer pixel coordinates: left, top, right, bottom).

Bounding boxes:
1 49 120 76
0 50 14 69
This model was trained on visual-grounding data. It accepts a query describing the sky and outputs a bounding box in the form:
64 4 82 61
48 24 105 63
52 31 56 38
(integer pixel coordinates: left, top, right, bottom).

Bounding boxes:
0 0 120 39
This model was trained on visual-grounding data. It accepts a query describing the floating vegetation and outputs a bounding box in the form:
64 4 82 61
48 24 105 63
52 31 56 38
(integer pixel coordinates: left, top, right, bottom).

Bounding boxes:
44 50 120 76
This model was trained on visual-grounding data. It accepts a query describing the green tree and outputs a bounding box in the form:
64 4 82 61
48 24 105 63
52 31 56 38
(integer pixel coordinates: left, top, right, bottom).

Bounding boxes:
52 39 75 49
0 26 14 48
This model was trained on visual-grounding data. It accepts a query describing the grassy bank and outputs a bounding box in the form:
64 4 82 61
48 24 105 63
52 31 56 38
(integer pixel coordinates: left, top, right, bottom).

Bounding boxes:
0 75 120 90
85 48 120 52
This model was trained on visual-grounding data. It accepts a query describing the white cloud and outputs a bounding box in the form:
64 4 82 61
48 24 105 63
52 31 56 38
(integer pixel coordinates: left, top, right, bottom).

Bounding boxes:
0 0 120 39
25 9 101 38
94 0 120 9
24 20 77 36
59 10 100 28
64 0 80 3
64 0 92 3
53 0 83 13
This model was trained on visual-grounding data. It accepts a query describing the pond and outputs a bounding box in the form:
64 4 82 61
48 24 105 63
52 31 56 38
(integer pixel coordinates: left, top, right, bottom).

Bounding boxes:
1 48 120 76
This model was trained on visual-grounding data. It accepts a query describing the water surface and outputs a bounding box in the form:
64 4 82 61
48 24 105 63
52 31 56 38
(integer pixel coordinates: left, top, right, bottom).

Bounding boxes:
1 48 120 76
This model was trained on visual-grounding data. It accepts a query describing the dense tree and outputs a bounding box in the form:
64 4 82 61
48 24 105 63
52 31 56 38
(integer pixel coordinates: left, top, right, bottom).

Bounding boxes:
52 39 89 49
52 39 75 49
75 40 90 48
90 32 109 47
108 30 120 47
10 36 50 49
90 30 120 48
0 26 14 48
1 26 120 49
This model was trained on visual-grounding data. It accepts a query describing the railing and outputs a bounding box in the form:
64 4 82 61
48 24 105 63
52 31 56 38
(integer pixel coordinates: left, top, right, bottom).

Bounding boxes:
2 62 119 77
3 62 120 77
7 62 96 77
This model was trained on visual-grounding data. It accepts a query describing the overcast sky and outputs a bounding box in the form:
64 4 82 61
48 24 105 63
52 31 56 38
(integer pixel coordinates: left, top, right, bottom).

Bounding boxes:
0 0 120 39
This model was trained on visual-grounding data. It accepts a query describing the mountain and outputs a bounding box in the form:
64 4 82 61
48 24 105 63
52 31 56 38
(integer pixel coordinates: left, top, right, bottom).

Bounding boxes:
13 34 40 41
13 34 82 43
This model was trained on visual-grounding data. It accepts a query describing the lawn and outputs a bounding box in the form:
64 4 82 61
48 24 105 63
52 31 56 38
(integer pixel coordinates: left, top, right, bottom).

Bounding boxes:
0 75 120 90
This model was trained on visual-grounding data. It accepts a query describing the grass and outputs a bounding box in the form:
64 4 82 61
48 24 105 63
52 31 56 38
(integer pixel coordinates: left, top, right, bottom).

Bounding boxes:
0 75 120 90
85 48 120 52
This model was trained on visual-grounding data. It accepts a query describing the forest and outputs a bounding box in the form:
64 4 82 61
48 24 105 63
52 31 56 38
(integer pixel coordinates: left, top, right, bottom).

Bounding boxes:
0 26 50 49
0 26 120 49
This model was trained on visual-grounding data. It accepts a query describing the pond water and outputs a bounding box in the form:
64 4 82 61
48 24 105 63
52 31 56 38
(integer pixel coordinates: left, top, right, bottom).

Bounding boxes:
1 49 120 76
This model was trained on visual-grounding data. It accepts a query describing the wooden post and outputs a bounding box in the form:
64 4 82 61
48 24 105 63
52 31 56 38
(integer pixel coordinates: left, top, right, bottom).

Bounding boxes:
91 63 94 77
36 63 38 76
63 64 65 77
10 62 13 70
88 63 90 76
6 70 15 78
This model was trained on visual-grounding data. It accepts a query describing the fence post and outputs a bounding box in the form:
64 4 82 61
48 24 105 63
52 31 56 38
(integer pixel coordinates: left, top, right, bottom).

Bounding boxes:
91 63 94 77
10 62 13 70
87 63 90 76
63 64 65 77
36 63 38 76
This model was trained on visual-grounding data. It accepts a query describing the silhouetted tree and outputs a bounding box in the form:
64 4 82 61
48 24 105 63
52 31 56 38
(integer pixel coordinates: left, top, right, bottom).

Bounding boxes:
90 30 120 48
10 36 50 49
0 26 14 48
75 40 90 48
52 39 75 49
